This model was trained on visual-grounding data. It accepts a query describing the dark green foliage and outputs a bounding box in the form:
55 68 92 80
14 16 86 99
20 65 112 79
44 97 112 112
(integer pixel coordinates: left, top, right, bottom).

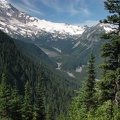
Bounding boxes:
101 36 120 70
0 30 38 95
0 30 80 119
68 53 96 120
0 73 11 118
9 81 22 120
14 40 57 68
21 81 33 120
68 0 120 120
59 111 65 120
91 0 120 118
33 67 46 120
46 104 54 120
83 53 96 112
98 70 116 103
100 0 120 106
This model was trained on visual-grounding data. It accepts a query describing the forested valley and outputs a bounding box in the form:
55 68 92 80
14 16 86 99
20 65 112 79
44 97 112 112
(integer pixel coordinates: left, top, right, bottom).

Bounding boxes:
0 30 79 120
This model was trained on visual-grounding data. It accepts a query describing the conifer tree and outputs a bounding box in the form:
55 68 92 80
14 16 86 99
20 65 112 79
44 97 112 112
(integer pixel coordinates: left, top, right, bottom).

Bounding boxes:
33 66 46 120
9 81 22 120
100 0 120 36
83 53 96 112
46 104 54 120
21 81 33 120
100 0 120 70
59 111 65 120
68 53 96 120
99 0 120 105
0 73 11 118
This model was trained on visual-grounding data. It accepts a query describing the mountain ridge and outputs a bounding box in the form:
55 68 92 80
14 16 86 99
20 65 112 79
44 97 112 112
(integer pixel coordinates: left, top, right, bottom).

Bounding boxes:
0 0 113 80
0 0 87 40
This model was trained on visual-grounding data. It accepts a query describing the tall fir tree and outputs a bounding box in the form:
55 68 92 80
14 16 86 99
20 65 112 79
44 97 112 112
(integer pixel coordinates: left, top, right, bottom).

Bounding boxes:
21 81 33 120
9 80 22 120
83 53 96 112
99 0 120 105
68 53 96 120
0 73 11 119
33 66 46 120
46 104 54 120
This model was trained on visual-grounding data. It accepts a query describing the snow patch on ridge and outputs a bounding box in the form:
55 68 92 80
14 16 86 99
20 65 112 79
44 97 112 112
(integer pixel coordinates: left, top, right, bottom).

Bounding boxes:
0 0 86 40
0 0 11 9
100 23 113 33
0 26 4 29
27 19 85 36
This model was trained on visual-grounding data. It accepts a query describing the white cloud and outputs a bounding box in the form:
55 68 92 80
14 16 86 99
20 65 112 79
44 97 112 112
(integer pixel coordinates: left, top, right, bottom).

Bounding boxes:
8 0 99 26
35 0 91 16
9 0 44 16
9 0 92 17
78 20 99 27
80 8 91 16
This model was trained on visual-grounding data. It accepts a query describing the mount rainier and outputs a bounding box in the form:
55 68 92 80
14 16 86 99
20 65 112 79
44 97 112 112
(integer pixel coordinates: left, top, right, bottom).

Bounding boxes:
0 0 87 40
0 0 113 78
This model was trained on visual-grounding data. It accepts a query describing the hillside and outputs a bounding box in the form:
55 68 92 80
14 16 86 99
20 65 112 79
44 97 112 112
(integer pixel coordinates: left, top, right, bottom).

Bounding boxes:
13 39 58 68
0 30 80 119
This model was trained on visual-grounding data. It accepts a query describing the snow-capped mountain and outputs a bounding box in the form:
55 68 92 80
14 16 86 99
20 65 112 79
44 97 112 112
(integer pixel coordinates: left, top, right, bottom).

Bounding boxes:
0 0 113 43
0 0 114 79
0 0 86 40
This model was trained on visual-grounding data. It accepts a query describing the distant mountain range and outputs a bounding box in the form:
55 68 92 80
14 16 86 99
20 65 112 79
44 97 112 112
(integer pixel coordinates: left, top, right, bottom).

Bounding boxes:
0 0 112 79
0 0 112 40
0 0 86 39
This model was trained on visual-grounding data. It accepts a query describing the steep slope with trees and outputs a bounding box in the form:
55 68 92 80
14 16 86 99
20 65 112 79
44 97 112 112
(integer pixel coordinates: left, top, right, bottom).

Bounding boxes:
0 30 80 119
13 40 57 68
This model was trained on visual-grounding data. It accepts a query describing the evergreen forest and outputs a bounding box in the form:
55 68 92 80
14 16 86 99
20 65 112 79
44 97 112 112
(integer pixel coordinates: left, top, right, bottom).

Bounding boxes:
0 0 120 120
0 30 79 119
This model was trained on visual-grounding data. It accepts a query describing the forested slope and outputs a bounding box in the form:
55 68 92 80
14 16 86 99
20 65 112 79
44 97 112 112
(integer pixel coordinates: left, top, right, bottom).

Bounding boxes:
0 30 80 119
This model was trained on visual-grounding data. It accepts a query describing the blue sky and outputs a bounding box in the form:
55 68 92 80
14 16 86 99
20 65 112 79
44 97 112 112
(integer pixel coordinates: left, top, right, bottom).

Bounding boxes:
8 0 109 26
